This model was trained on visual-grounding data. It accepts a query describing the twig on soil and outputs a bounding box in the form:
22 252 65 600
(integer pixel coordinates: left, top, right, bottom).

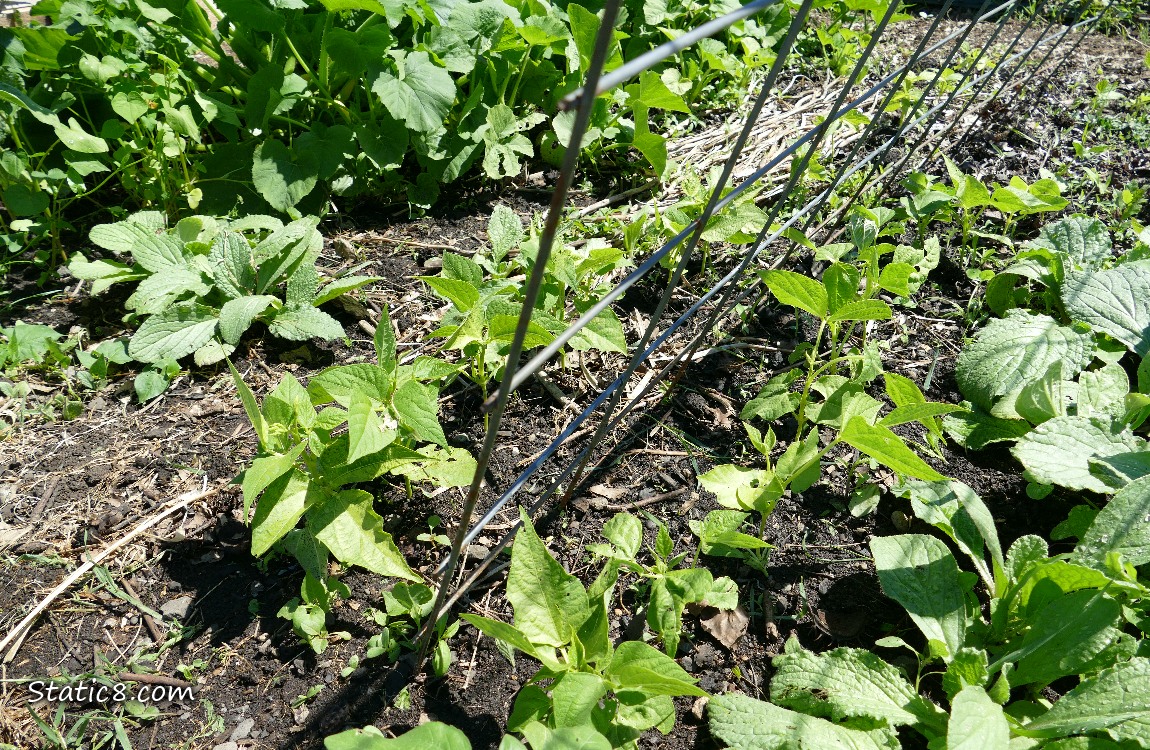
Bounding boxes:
574 179 659 217
516 427 593 468
370 236 459 252
115 672 195 689
119 578 164 644
603 486 689 512
0 484 223 664
30 476 59 521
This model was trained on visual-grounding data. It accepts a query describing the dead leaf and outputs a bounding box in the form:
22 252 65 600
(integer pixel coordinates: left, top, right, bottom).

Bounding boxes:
589 484 626 500
0 521 28 549
701 607 750 650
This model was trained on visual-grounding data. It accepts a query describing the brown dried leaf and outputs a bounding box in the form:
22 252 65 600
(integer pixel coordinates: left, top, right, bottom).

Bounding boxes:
700 606 750 649
589 484 627 499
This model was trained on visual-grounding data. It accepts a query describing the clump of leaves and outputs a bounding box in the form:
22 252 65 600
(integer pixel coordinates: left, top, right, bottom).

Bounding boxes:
588 511 739 656
710 477 1150 750
68 212 376 379
462 509 705 748
232 309 474 652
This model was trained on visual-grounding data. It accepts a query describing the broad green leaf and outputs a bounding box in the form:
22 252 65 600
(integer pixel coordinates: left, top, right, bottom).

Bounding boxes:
955 310 1094 410
124 268 211 315
308 489 417 580
66 254 145 294
1022 658 1150 741
633 70 689 112
948 686 1008 750
841 417 945 480
1077 363 1130 420
194 341 235 367
268 305 345 341
823 263 861 315
393 380 447 447
506 508 589 647
879 403 964 427
252 139 319 213
219 296 276 345
347 391 396 463
240 445 306 519
709 694 896 750
460 614 539 659
309 363 393 406
991 176 1068 215
252 218 323 293
758 269 828 319
324 721 472 750
770 637 946 730
251 469 311 556
601 512 643 560
372 51 455 133
1062 261 1150 356
569 306 627 353
487 205 523 262
551 672 607 728
90 221 188 273
878 262 916 298
421 276 480 312
520 724 612 750
128 304 218 363
604 641 705 697
827 299 892 323
1010 416 1145 494
1030 215 1112 268
870 534 968 660
943 405 1031 450
389 444 476 488
488 314 555 349
698 465 776 512
208 231 257 298
1073 475 1150 569
1006 590 1122 687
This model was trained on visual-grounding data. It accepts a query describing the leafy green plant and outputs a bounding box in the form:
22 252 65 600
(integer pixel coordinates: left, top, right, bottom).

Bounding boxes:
462 509 705 748
423 206 629 407
231 310 474 651
67 212 375 376
709 477 1150 750
588 511 738 656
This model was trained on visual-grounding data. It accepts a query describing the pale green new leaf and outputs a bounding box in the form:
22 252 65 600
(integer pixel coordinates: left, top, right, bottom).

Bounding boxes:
947 687 1008 750
325 721 472 750
569 307 627 353
308 489 418 580
870 535 968 660
708 694 898 750
347 390 396 464
313 276 382 307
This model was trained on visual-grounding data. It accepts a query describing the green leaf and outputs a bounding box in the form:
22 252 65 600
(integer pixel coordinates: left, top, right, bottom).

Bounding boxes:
604 641 705 697
128 304 218 363
325 721 472 750
569 306 627 353
133 370 171 403
878 262 916 298
268 305 345 341
208 231 257 298
698 465 777 512
770 637 946 730
460 614 539 660
393 380 447 447
251 469 311 556
840 417 945 480
633 70 690 112
314 276 382 307
1030 215 1112 268
879 403 963 427
942 405 1031 450
1010 416 1146 494
308 489 418 580
347 391 396 464
506 508 589 647
487 205 523 262
1062 261 1150 356
309 363 394 406
827 299 892 323
488 314 555 349
947 686 1008 750
421 276 480 312
1021 658 1150 741
372 51 456 133
252 139 319 214
1074 475 1150 569
870 534 968 660
90 221 188 273
219 296 276 345
956 310 1095 410
551 672 607 728
823 263 861 315
229 360 269 449
708 694 897 750
253 218 323 294
758 269 828 319
1006 590 1122 687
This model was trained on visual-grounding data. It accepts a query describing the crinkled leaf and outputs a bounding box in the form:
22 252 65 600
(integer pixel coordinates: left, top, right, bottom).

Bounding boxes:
219 295 276 345
1062 261 1150 356
128 304 218 363
268 304 345 341
1010 416 1145 494
1073 475 1150 569
709 694 897 750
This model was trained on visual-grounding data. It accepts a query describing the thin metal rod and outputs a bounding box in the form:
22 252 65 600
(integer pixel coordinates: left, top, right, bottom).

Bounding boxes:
560 0 784 111
417 0 625 652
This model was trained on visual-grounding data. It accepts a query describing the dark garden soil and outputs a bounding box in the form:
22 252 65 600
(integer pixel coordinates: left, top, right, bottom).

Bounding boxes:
1 12 1148 750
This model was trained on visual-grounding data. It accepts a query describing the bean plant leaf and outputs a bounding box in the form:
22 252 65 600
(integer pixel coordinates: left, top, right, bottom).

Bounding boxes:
506 508 589 647
870 534 968 660
604 641 705 697
1062 261 1150 356
708 694 897 750
569 306 627 353
326 721 472 750
955 310 1095 410
841 417 945 480
308 489 418 580
1010 416 1145 494
251 469 312 556
759 269 828 319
